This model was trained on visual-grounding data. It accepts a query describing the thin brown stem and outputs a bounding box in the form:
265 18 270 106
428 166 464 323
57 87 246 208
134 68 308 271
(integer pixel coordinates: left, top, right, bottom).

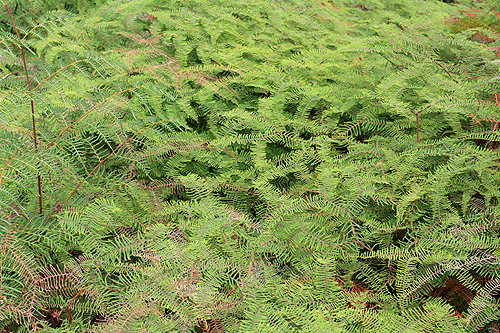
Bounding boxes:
5 3 43 214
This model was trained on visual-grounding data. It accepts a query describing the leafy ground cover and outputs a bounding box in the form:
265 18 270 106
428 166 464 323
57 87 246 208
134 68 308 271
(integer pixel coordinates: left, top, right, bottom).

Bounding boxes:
1 0 500 331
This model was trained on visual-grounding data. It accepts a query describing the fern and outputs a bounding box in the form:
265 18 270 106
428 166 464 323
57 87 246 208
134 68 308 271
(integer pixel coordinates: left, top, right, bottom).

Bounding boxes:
1 0 500 332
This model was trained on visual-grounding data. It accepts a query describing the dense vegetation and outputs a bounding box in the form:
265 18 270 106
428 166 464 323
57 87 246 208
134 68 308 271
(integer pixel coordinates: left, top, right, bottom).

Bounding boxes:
1 0 500 331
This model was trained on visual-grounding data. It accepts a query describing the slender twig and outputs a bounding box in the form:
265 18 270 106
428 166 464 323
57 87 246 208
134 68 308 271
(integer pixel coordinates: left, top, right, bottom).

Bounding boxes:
5 2 43 214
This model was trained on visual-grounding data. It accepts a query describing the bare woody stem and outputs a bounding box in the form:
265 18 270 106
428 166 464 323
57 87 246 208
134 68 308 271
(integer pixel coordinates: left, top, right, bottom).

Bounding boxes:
5 2 43 214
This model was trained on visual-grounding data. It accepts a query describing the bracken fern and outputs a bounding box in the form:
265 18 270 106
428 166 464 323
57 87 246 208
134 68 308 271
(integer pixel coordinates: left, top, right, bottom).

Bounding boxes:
1 0 500 332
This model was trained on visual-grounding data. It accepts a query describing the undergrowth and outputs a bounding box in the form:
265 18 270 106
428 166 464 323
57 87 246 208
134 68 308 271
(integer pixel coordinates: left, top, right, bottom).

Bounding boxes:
0 0 499 332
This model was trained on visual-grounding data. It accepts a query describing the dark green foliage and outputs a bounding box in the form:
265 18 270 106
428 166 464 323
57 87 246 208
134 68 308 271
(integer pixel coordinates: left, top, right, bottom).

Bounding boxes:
1 0 500 332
